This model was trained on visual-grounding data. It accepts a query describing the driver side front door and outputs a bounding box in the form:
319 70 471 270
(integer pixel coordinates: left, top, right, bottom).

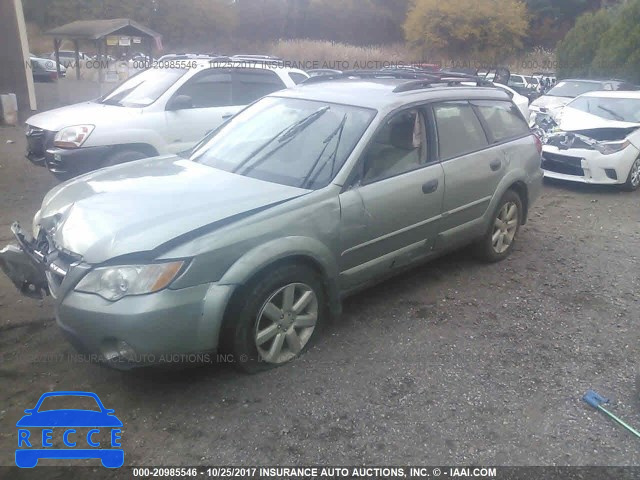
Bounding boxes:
338 107 445 291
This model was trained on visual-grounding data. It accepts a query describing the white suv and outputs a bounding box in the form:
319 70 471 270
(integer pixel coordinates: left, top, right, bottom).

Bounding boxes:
25 60 308 179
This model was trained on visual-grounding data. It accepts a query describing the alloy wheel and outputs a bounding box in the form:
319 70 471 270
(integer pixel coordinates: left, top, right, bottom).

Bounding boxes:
254 283 318 364
492 202 519 254
630 158 640 188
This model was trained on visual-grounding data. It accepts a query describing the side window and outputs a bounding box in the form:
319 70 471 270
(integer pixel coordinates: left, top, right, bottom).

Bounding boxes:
174 71 232 108
289 72 308 85
232 70 286 106
433 102 488 160
473 100 530 143
362 109 426 183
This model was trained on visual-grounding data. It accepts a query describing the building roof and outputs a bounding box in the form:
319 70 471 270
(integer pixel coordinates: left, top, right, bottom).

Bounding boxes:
45 18 161 40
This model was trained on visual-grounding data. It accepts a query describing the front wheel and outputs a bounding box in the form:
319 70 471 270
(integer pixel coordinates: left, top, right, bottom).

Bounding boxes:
226 264 326 373
475 190 523 262
622 157 640 191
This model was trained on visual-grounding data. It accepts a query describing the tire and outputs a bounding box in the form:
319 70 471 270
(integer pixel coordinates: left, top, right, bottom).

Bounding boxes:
622 156 640 192
102 149 148 168
224 264 326 373
475 189 523 263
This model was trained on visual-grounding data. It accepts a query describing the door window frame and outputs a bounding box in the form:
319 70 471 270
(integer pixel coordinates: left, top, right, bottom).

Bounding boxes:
345 105 437 189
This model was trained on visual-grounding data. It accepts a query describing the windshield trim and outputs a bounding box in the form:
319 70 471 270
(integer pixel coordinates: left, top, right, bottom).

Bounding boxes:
191 97 378 190
96 66 191 108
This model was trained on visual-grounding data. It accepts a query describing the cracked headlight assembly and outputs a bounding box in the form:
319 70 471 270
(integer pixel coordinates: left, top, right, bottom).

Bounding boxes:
54 125 95 148
75 261 185 301
595 139 631 155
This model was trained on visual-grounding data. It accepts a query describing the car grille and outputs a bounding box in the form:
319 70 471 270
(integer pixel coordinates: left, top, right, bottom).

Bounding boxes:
26 126 57 161
37 232 79 299
542 152 584 176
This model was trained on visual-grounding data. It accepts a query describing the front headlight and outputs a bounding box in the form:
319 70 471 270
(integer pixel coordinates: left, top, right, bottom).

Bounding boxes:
595 139 631 155
75 261 185 301
54 125 95 148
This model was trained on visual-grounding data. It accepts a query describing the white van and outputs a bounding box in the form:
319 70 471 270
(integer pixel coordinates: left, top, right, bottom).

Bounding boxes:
25 60 308 179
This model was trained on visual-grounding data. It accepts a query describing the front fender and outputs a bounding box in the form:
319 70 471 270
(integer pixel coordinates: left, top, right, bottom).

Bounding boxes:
219 236 341 316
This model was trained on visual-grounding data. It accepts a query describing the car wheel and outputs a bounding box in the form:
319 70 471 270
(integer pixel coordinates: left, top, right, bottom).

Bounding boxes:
226 264 326 373
622 156 640 191
475 190 523 262
102 149 147 168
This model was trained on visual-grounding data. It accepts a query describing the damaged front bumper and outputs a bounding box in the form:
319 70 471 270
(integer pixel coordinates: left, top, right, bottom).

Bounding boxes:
0 223 51 299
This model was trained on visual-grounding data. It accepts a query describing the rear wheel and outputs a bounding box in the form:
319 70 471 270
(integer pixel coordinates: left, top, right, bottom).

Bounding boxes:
475 190 523 262
225 264 326 373
102 149 148 168
622 156 640 191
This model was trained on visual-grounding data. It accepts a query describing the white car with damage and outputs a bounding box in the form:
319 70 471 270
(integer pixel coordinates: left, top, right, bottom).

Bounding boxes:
539 91 640 190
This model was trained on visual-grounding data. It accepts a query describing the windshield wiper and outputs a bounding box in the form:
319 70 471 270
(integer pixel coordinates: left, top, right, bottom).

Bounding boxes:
597 105 625 121
301 113 347 189
233 106 330 175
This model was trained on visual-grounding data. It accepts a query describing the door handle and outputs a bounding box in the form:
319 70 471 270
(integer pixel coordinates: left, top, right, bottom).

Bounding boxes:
422 179 439 194
222 113 234 120
490 159 502 171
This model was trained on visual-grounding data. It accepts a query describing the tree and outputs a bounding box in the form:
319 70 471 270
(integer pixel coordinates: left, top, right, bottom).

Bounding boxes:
555 9 612 78
404 0 529 62
591 0 640 82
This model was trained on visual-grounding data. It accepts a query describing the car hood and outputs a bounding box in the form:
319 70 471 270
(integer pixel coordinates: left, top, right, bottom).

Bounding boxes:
559 107 640 132
38 156 310 264
25 101 138 132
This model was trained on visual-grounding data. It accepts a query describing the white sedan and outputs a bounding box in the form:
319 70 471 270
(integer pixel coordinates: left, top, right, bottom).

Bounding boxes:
540 91 640 190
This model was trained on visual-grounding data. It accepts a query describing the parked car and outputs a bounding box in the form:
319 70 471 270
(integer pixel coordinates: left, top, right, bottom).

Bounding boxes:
307 68 343 77
24 60 309 179
30 54 66 82
0 71 543 372
507 74 540 103
529 79 639 122
48 50 91 68
537 91 640 190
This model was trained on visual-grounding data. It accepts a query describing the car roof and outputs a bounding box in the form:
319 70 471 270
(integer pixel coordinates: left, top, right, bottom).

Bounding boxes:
274 77 511 110
188 59 305 74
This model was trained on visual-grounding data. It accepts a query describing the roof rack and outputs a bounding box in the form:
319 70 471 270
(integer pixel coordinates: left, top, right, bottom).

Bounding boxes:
230 55 284 65
302 69 495 92
302 69 440 85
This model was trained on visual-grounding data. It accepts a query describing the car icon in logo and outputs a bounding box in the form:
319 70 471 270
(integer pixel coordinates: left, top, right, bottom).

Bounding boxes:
16 391 123 468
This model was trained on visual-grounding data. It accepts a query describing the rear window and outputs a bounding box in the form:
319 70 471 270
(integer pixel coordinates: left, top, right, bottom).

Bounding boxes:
433 101 488 160
232 69 286 105
473 100 530 143
289 72 308 85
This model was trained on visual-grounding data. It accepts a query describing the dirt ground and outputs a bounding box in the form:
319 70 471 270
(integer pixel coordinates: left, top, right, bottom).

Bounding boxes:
1 96 639 472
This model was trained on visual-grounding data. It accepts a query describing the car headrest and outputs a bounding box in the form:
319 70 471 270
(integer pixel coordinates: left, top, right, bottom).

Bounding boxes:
389 121 415 151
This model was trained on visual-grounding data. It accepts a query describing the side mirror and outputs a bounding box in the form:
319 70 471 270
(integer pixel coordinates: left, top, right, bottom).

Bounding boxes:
167 95 193 111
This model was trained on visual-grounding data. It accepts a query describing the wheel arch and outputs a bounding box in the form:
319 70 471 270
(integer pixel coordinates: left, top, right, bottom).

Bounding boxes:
110 143 159 158
219 237 342 319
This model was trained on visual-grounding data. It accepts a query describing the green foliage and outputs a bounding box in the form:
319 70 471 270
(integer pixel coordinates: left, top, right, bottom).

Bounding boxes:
592 0 640 82
556 0 640 83
404 0 530 61
556 9 612 78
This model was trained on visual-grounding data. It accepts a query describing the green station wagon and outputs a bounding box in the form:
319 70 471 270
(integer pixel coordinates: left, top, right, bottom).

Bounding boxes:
0 71 543 371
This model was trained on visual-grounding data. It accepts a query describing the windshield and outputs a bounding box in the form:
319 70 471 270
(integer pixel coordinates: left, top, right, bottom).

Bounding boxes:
568 96 640 123
525 76 538 85
190 97 376 189
546 80 603 98
98 68 187 107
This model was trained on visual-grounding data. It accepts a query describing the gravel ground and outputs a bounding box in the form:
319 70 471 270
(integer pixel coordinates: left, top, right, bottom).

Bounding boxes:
0 120 639 472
